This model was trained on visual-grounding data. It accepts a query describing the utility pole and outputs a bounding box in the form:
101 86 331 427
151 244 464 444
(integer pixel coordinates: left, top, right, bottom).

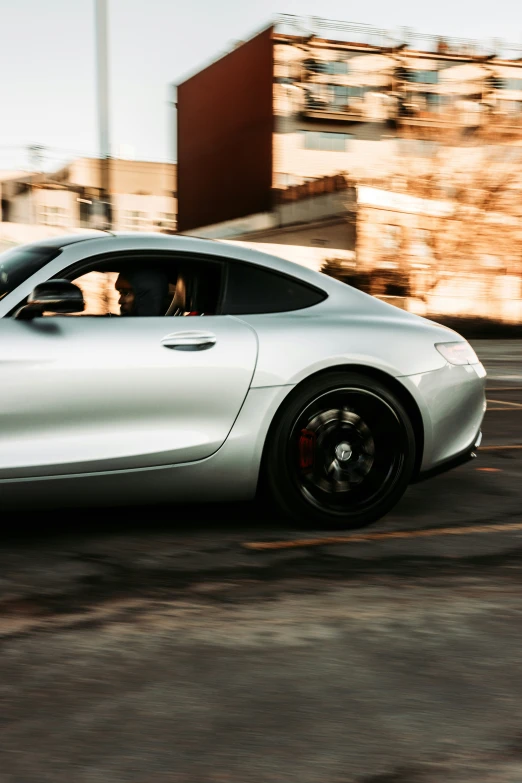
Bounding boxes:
95 0 111 229
28 144 45 225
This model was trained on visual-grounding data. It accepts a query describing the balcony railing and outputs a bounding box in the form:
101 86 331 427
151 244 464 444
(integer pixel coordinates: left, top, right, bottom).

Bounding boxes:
300 92 522 131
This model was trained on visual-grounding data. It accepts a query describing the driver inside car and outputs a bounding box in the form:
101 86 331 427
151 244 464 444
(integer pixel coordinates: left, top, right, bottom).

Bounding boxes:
116 270 171 317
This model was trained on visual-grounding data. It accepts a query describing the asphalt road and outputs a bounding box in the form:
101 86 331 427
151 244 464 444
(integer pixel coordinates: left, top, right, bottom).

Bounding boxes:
1 340 522 783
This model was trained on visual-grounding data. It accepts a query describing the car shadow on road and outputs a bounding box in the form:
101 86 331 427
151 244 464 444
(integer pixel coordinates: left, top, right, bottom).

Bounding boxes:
0 499 291 545
0 468 477 544
1 449 520 547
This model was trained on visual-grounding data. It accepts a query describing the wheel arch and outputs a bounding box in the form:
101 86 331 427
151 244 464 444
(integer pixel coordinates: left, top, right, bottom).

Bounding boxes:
259 363 425 484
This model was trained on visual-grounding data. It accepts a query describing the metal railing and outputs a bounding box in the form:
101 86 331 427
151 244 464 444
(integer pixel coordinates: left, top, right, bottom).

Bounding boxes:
276 14 522 61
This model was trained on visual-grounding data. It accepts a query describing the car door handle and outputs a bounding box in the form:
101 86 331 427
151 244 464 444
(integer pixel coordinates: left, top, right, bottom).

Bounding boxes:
161 331 217 351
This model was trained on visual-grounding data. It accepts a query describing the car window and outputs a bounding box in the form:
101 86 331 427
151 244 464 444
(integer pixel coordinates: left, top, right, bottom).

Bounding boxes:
66 262 178 318
39 252 224 318
71 271 120 315
0 245 61 301
221 261 327 315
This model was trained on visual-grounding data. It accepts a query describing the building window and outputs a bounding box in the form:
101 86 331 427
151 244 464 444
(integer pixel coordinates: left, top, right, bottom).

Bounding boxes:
348 86 364 99
327 84 380 109
304 58 327 74
38 205 68 227
404 69 439 84
422 92 443 112
304 88 329 110
324 60 349 75
428 92 442 108
301 131 352 152
305 85 379 112
122 210 149 230
401 91 444 114
504 78 522 91
331 85 350 109
304 58 349 75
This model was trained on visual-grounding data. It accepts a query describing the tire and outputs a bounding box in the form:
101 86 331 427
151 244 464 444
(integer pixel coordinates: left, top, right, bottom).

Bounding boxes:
263 371 416 530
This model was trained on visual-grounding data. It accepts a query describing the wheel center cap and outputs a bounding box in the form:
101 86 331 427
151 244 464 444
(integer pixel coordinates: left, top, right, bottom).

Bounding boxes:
335 442 353 462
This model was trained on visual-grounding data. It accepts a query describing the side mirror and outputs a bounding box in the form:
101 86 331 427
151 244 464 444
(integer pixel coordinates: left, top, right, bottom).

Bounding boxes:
14 279 85 320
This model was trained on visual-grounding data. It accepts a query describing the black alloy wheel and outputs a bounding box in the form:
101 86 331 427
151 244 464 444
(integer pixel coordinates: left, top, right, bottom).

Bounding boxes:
264 372 416 529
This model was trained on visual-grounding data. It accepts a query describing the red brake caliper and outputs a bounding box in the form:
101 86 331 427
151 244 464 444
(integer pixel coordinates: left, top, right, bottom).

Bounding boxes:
299 429 316 470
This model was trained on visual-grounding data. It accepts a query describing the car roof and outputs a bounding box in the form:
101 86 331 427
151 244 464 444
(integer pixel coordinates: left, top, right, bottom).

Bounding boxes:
26 231 111 250
4 232 429 326
54 231 339 294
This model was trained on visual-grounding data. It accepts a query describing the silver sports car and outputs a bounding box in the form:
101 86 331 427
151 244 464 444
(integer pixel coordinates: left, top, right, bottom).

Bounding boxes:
0 232 486 528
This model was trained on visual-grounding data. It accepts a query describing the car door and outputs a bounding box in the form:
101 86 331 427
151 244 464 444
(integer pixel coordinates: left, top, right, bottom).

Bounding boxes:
0 313 258 480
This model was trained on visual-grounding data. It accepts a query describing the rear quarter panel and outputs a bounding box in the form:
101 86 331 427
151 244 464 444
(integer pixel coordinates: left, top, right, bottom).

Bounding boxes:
240 309 449 387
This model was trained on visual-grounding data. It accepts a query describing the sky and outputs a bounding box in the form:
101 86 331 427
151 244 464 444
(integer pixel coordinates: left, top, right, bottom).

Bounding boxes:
0 0 521 171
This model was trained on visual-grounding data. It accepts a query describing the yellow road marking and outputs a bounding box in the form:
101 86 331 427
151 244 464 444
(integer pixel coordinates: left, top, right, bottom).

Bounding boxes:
243 520 522 551
480 444 522 451
487 399 522 408
486 407 522 411
487 386 522 392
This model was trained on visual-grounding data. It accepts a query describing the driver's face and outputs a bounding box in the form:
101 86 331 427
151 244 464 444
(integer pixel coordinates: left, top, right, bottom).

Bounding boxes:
116 275 135 315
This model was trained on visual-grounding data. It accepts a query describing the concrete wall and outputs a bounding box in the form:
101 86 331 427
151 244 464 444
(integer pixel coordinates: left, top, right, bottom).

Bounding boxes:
184 186 356 253
273 131 399 184
67 159 176 197
177 27 274 232
238 219 355 252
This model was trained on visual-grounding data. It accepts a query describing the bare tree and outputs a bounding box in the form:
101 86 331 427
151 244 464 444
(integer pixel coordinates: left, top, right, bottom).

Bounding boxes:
384 133 522 302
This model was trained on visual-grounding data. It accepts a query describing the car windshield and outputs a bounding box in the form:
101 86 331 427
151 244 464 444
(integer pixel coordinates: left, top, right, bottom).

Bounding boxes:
0 245 61 301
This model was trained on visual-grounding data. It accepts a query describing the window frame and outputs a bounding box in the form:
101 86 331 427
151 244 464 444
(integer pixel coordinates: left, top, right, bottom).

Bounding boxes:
65 250 228 316
8 249 328 318
8 250 228 318
38 204 68 228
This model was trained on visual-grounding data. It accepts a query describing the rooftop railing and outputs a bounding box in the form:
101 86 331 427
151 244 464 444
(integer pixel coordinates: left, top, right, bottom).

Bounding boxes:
276 14 522 61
